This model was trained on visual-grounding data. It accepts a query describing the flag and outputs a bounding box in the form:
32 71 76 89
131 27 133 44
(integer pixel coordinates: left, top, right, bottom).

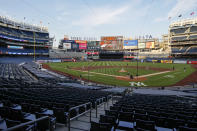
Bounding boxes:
168 17 171 20
24 17 26 20
178 14 182 17
190 12 195 16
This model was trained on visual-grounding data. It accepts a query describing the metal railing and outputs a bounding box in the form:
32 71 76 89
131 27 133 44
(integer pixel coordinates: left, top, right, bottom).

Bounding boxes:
67 94 113 131
67 102 92 131
4 116 51 131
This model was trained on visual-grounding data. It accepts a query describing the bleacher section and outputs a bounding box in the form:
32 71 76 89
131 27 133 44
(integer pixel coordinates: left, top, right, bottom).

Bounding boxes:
91 94 197 131
170 18 197 57
170 28 187 34
0 47 48 55
0 64 33 84
0 62 76 88
0 62 113 130
171 47 181 54
179 47 188 53
171 47 197 54
0 16 50 56
190 26 197 33
0 88 111 130
22 62 55 80
189 35 197 40
171 36 187 41
0 25 49 43
49 49 86 59
187 47 197 54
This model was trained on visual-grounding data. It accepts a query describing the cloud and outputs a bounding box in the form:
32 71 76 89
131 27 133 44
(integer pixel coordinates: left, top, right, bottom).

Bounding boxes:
168 0 197 18
154 0 197 23
56 11 70 21
0 9 9 17
72 5 129 27
154 17 168 22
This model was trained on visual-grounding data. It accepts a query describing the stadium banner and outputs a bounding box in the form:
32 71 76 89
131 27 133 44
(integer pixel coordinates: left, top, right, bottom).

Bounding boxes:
71 43 79 50
62 40 75 43
37 60 49 63
100 36 123 45
86 52 92 55
191 61 197 64
87 41 99 46
51 60 61 63
152 60 158 63
123 40 138 49
93 52 99 55
173 60 187 64
8 45 23 49
75 40 87 50
61 58 73 62
161 60 173 63
63 43 71 49
138 42 145 49
187 61 197 64
123 56 134 58
79 43 87 50
146 41 155 48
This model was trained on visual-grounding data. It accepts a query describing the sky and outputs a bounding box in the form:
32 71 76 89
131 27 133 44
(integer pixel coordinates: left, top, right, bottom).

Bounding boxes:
0 0 197 47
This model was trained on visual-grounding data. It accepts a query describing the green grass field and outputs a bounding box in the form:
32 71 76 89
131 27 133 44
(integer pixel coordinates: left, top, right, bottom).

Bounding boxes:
46 61 196 87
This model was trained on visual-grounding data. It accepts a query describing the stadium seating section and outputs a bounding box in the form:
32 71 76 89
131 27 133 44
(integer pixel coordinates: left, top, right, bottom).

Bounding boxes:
0 25 49 43
187 47 197 54
171 36 187 41
170 28 187 34
190 26 197 33
0 63 111 130
172 47 197 54
49 49 86 59
90 94 197 131
0 47 49 55
189 35 197 40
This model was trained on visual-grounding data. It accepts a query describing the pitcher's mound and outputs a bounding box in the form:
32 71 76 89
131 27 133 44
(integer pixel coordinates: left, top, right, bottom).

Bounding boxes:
119 68 127 72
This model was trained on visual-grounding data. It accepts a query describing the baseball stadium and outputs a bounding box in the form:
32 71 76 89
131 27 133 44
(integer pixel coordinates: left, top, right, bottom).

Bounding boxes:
0 0 197 131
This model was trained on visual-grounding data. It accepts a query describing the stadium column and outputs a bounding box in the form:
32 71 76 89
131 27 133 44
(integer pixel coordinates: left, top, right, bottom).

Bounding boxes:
33 31 36 62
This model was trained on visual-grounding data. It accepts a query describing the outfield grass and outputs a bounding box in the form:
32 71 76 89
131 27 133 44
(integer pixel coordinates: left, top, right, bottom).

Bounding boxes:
46 61 196 87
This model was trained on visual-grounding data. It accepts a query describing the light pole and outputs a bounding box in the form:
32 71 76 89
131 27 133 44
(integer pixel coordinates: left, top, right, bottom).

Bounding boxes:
136 39 139 78
88 59 89 84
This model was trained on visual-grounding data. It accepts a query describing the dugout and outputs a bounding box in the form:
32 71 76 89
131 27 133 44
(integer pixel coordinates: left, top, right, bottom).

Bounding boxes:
99 51 124 59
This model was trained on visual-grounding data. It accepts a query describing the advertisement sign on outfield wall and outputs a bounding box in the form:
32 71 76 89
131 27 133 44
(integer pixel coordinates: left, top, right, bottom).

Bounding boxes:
63 43 71 49
123 40 138 49
138 43 146 49
161 60 173 63
62 40 75 43
71 43 79 50
8 45 24 49
78 43 87 50
146 42 155 48
187 61 197 64
173 60 187 64
75 40 87 50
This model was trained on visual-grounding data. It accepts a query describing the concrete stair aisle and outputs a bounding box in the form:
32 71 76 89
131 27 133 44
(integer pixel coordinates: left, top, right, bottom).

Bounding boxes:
55 99 114 131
